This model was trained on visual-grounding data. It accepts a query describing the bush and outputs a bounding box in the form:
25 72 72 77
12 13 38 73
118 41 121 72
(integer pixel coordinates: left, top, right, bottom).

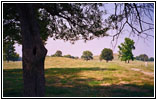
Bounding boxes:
100 48 113 62
81 51 93 61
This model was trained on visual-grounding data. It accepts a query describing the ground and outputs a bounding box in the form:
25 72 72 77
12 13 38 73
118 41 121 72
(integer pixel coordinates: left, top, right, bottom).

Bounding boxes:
3 56 154 97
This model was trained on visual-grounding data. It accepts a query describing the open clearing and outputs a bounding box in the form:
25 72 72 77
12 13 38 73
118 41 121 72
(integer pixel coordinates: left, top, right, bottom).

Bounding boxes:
3 57 154 97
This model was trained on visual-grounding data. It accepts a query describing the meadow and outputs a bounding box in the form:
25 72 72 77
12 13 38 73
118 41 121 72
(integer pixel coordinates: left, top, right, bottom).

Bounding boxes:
3 56 154 97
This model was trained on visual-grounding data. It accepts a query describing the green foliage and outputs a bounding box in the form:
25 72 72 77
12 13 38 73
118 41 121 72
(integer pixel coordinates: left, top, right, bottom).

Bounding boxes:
3 3 108 45
136 54 149 61
63 54 79 59
63 54 72 58
81 51 93 61
118 38 135 63
100 48 113 62
3 41 20 62
149 57 154 61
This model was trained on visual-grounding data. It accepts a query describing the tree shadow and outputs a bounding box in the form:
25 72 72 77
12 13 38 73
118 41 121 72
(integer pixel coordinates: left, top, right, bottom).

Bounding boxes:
45 67 116 75
45 67 154 97
3 67 154 97
45 82 154 97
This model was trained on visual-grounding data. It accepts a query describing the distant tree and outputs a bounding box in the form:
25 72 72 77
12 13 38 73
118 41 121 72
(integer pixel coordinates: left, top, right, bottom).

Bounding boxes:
18 57 22 61
135 56 140 60
63 54 72 58
118 38 135 63
53 50 62 57
81 51 93 61
100 48 113 62
3 41 20 62
64 55 79 59
75 57 79 59
138 54 149 61
149 57 154 61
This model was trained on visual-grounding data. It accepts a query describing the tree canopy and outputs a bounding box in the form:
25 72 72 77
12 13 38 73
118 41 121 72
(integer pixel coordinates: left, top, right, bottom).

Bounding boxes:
3 3 110 45
100 48 113 62
4 3 154 45
81 50 93 61
118 38 135 63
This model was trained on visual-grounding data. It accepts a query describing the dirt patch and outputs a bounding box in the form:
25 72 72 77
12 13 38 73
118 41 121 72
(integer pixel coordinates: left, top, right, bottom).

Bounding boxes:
131 68 154 76
118 81 129 85
100 83 111 86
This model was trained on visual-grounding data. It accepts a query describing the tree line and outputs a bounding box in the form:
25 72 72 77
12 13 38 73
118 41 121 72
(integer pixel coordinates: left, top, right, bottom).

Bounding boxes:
4 37 153 63
50 38 154 63
50 50 79 59
135 54 154 61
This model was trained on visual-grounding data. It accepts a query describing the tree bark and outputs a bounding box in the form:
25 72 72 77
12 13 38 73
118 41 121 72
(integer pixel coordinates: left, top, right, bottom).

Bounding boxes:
17 4 47 97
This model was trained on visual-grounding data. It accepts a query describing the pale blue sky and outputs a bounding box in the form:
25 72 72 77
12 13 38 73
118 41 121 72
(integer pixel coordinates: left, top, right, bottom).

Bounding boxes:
15 32 154 58
14 3 154 58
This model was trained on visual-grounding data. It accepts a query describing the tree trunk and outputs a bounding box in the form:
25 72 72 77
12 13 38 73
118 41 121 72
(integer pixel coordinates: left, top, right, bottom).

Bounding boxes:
17 4 47 97
128 60 129 63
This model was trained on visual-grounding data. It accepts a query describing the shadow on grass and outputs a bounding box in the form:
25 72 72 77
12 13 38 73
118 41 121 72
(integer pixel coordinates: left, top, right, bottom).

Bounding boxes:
45 67 116 74
3 67 154 97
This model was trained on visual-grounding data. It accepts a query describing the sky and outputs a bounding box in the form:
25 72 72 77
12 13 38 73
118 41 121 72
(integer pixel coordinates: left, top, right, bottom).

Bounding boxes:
14 3 154 58
15 32 154 58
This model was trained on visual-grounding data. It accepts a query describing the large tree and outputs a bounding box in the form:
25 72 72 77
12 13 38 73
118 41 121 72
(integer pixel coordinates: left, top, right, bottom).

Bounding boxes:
3 3 108 96
3 3 154 97
118 38 135 63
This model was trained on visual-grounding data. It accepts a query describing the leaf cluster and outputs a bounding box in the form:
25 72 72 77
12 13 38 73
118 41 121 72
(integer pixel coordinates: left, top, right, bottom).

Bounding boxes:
118 38 135 62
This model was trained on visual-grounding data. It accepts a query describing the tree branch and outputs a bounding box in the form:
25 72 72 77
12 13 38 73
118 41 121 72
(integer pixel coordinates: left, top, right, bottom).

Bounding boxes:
133 3 143 31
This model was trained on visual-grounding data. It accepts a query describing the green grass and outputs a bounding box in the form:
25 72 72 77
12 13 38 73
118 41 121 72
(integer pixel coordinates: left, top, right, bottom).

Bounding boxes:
3 57 154 97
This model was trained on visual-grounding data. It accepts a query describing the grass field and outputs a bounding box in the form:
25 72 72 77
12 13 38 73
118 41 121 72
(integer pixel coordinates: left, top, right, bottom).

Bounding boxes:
3 56 154 97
